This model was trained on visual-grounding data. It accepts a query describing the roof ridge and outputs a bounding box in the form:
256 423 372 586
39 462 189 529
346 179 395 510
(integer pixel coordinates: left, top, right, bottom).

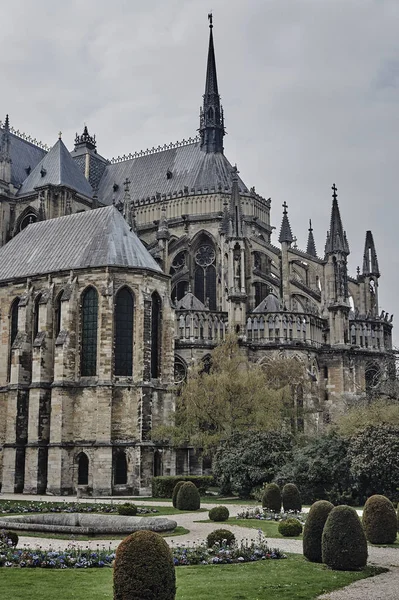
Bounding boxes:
109 136 201 164
0 120 50 152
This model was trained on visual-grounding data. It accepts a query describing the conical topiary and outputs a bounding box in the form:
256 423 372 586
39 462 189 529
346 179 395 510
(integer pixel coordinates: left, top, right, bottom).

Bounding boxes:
262 483 282 512
176 481 201 511
113 530 176 600
322 505 368 571
282 483 302 512
172 481 186 508
303 500 334 563
362 494 398 545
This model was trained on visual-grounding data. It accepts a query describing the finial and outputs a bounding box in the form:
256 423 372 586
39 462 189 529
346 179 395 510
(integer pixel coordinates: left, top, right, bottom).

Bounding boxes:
357 266 360 277
309 219 313 231
282 201 288 214
232 164 239 181
208 12 213 28
58 131 62 139
332 183 337 201
4 114 9 130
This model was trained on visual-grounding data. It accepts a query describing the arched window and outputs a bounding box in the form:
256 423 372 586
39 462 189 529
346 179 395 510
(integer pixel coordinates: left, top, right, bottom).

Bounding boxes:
77 453 89 485
114 287 134 376
114 452 127 485
171 280 188 302
33 293 41 341
193 241 217 309
54 291 63 338
10 298 19 346
151 292 162 378
81 287 98 376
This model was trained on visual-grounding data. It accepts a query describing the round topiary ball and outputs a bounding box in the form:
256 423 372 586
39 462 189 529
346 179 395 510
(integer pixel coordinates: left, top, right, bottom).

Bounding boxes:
262 483 282 512
172 481 186 508
362 495 398 545
303 500 334 563
278 517 303 537
206 528 236 548
117 503 138 516
113 530 176 600
209 506 230 522
176 481 201 511
282 483 302 512
322 505 368 571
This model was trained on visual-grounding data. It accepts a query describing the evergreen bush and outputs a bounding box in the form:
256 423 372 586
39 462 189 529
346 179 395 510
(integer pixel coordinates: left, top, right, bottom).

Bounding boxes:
322 505 367 571
282 483 302 512
262 483 282 512
209 506 229 522
176 481 201 511
0 530 18 547
117 503 138 516
362 494 397 544
152 476 213 498
303 500 334 563
172 481 186 508
278 518 303 537
113 530 176 600
206 528 236 548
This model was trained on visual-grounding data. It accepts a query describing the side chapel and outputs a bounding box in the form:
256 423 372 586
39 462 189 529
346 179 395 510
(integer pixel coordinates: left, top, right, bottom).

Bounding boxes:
0 17 393 495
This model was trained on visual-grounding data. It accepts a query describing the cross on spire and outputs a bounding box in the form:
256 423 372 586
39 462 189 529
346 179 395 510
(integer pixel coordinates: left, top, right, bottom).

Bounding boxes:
208 12 213 27
282 201 288 213
332 183 337 200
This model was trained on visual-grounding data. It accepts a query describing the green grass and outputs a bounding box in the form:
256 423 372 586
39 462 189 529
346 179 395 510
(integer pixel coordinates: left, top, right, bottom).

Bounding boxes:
0 555 385 600
198 517 303 540
9 526 189 541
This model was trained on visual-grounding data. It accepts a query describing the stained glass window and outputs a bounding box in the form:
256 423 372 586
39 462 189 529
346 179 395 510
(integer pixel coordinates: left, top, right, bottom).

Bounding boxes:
114 288 134 376
151 293 161 378
81 287 98 376
206 265 216 310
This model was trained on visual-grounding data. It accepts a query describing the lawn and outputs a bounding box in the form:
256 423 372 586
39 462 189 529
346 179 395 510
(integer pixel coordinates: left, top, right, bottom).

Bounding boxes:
7 526 189 541
0 555 384 600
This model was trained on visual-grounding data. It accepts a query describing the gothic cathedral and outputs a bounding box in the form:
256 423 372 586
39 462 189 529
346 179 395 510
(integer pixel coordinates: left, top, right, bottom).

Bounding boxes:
0 19 393 495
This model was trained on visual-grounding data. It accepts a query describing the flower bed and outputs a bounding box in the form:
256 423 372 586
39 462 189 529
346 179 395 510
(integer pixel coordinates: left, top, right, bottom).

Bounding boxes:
236 507 306 523
0 532 285 568
0 501 158 516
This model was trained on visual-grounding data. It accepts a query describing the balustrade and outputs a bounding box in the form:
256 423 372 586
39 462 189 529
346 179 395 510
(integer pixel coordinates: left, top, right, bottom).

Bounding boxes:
349 319 392 351
176 310 228 343
246 311 324 347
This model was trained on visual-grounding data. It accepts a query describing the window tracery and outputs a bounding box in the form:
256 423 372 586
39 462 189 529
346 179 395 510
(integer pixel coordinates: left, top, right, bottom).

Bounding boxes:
114 287 134 376
81 287 98 376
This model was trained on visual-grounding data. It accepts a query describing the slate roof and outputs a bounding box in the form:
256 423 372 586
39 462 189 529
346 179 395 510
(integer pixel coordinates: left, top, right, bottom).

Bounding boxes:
17 138 93 198
0 127 46 188
0 206 162 281
97 141 248 206
175 292 208 311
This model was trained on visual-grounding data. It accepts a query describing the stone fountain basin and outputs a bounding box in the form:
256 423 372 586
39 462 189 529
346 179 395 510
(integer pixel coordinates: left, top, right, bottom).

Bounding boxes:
0 513 177 535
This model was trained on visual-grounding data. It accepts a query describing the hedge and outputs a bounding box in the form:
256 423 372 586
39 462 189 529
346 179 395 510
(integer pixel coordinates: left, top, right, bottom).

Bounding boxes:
152 476 213 498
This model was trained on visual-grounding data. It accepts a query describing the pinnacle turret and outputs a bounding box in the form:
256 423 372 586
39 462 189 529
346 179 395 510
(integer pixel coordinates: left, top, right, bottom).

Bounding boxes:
228 165 244 238
278 202 294 244
362 230 380 277
306 219 317 257
199 14 225 154
324 184 349 256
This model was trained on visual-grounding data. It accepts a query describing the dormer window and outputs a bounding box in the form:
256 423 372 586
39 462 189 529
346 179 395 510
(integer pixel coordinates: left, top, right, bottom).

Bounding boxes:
40 167 47 177
166 170 172 180
25 166 31 176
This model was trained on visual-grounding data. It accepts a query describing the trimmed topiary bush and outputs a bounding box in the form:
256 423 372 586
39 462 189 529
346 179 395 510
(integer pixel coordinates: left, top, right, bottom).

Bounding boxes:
152 476 213 498
209 506 229 522
278 518 303 537
282 483 302 512
322 505 367 571
262 483 282 512
113 530 176 600
362 494 397 544
206 528 236 548
176 481 201 511
172 481 186 508
117 503 138 516
303 500 334 563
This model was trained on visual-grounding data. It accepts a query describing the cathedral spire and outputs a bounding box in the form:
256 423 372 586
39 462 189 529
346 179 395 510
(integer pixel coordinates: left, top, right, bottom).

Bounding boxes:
362 230 380 277
324 184 349 256
306 219 317 257
278 202 294 244
199 14 225 154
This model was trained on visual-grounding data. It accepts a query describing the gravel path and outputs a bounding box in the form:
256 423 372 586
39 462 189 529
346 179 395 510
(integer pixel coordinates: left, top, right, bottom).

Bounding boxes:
3 494 399 599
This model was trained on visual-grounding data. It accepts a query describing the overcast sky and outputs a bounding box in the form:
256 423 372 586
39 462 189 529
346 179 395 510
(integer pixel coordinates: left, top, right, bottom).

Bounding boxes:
1 0 398 333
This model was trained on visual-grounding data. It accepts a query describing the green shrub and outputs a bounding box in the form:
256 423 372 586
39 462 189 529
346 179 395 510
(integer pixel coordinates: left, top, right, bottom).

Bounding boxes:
113 530 176 600
282 483 302 512
362 495 397 544
117 503 138 516
172 481 186 508
206 528 236 548
176 482 201 511
322 505 367 571
209 506 229 522
0 530 18 547
278 518 303 537
303 500 334 563
152 476 213 498
262 483 282 512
